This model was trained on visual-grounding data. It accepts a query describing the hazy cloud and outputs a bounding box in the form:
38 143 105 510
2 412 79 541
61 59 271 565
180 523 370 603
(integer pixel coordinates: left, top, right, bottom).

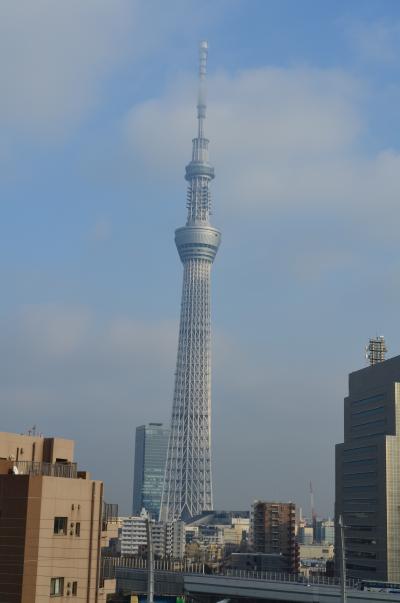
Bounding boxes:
0 303 341 514
89 217 112 243
350 19 400 63
0 0 197 140
123 65 400 234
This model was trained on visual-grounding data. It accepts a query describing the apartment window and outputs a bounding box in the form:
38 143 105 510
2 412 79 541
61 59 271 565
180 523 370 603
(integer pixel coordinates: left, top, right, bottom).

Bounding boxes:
72 581 78 596
50 577 64 596
53 517 68 535
75 522 80 537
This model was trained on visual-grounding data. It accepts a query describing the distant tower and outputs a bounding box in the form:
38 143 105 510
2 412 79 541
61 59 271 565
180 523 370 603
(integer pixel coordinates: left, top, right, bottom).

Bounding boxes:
160 41 221 522
366 336 387 366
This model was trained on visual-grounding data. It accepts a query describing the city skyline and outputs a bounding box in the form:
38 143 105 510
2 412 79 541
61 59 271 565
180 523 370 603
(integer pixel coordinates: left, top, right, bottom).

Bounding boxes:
2 0 400 517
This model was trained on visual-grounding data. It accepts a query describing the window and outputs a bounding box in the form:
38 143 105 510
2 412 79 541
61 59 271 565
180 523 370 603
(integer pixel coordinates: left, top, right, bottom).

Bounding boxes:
72 581 78 596
53 517 68 535
351 394 384 407
75 522 80 537
351 419 386 432
351 406 385 417
50 577 64 596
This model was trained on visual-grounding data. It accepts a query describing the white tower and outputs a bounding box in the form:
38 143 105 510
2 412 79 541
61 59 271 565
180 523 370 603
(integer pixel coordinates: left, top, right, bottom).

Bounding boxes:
160 41 221 522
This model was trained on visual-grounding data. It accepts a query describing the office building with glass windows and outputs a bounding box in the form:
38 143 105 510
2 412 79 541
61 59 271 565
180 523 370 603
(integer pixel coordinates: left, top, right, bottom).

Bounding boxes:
335 354 400 581
132 423 169 519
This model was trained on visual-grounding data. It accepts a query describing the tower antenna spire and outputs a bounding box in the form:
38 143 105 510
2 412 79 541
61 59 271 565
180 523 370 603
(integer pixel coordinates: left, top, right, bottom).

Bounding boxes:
197 40 208 138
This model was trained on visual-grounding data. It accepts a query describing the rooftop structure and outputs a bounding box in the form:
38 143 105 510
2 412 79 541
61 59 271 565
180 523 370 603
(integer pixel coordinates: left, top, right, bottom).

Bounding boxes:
366 336 387 365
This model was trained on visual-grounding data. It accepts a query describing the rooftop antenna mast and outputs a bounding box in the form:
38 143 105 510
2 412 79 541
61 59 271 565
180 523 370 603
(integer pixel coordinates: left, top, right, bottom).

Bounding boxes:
197 40 208 139
366 336 387 366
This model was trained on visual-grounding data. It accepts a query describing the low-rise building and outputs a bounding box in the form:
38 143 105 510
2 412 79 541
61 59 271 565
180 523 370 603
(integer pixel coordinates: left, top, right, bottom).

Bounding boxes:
299 544 334 561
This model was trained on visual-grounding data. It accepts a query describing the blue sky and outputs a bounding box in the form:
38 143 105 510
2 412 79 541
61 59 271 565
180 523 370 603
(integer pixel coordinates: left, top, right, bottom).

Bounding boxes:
2 0 400 516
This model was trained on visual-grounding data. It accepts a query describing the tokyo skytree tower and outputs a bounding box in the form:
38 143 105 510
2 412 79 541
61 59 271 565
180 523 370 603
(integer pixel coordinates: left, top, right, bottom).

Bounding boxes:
160 41 221 522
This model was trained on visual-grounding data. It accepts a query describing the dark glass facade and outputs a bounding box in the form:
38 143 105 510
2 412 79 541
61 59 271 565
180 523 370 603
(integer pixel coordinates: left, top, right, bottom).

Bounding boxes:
335 355 400 581
132 423 169 519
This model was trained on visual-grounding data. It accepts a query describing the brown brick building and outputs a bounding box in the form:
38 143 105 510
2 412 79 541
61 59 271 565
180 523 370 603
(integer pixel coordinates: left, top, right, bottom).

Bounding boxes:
251 500 299 573
0 432 116 602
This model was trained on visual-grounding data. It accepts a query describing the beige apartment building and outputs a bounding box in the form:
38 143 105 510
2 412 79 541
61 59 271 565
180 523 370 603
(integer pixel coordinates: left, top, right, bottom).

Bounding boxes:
0 432 116 603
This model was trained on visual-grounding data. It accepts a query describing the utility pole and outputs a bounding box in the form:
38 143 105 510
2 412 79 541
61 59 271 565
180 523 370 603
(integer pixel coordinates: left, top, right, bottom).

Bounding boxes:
145 516 154 603
338 514 347 603
310 481 317 542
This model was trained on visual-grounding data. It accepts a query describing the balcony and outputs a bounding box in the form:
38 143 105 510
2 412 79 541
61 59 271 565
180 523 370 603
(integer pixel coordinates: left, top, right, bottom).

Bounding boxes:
102 501 119 531
13 460 77 478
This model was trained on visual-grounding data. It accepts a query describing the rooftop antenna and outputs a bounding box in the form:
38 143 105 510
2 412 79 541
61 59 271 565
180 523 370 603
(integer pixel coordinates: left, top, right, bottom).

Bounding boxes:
366 336 387 366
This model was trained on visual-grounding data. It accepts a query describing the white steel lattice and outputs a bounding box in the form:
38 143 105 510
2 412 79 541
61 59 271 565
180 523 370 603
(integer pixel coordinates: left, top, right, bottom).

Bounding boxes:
160 41 221 522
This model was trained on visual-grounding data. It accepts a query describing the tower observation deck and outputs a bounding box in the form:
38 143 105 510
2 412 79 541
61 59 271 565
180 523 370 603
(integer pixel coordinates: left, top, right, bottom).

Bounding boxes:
160 41 221 522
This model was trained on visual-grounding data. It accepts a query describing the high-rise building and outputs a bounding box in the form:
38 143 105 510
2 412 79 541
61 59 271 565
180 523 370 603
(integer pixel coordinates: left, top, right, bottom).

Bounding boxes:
335 352 400 581
0 431 116 603
160 41 221 522
297 525 314 545
315 519 335 545
132 423 169 519
251 501 299 573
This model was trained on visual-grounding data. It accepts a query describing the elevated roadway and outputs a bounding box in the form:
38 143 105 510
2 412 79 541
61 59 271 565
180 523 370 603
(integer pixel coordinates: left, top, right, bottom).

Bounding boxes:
185 574 400 602
102 558 400 602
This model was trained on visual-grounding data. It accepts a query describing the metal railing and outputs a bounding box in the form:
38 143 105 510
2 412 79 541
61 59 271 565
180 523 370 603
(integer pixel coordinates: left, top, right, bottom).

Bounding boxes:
14 461 77 478
223 568 358 589
102 556 205 580
101 556 359 589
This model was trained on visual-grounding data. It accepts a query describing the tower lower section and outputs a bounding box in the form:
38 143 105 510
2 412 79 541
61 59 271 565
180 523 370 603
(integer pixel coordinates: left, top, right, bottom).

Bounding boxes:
160 251 218 522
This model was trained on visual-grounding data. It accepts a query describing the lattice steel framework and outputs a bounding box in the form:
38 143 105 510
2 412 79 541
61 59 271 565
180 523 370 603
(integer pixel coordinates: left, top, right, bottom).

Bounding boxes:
160 41 221 522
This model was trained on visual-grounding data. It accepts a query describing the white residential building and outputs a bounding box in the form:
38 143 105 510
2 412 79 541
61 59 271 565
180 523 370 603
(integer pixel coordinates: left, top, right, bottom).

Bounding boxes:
120 514 185 559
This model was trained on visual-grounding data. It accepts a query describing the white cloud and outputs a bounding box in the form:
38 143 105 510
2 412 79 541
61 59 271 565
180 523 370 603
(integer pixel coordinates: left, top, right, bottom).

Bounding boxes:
0 1 134 137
